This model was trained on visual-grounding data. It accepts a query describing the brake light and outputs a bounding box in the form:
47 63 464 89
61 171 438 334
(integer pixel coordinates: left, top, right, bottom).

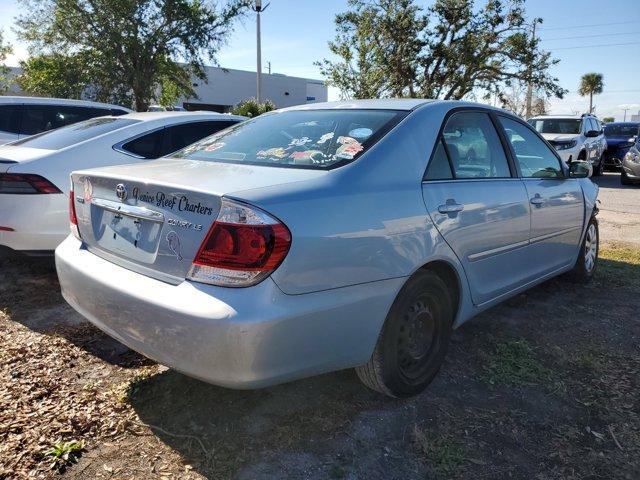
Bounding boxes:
188 198 291 287
69 190 80 239
0 173 61 194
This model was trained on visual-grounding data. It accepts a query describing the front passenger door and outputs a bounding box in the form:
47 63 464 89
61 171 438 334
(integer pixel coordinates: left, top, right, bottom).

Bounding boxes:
498 116 584 276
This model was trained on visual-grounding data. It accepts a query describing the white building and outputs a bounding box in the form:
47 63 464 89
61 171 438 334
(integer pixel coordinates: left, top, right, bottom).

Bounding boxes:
180 66 327 112
5 65 328 111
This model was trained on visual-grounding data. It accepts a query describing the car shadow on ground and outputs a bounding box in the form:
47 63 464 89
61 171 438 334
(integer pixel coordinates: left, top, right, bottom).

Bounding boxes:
125 254 640 479
593 171 638 189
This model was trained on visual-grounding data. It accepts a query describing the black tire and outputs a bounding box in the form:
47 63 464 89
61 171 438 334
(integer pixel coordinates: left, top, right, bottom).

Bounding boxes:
356 270 453 398
566 217 598 283
621 169 631 185
592 155 604 176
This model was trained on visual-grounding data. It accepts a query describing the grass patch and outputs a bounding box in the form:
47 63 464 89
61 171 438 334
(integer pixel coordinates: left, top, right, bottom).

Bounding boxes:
598 244 640 289
411 424 464 475
44 440 84 471
482 340 551 387
111 373 151 403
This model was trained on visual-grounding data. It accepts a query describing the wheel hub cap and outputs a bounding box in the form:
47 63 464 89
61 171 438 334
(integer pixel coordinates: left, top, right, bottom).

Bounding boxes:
584 224 597 272
397 300 436 376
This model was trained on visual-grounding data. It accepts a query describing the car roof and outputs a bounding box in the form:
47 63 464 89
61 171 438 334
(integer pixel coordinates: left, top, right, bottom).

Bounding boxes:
529 114 592 120
118 111 246 122
0 95 132 111
279 99 438 112
606 122 640 126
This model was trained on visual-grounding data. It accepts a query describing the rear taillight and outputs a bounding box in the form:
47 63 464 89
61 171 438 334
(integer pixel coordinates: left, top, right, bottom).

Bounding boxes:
188 198 291 287
0 173 61 194
69 190 80 239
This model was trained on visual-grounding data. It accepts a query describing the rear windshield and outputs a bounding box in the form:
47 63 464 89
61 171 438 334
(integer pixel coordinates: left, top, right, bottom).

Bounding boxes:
529 119 581 135
10 117 139 150
172 109 406 169
604 124 639 137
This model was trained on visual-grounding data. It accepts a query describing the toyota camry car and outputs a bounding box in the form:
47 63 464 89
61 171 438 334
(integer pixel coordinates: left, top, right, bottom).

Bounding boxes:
56 100 599 398
0 111 244 255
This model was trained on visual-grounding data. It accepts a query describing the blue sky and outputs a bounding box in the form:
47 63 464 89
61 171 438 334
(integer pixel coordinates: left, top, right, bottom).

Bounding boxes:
1 0 639 120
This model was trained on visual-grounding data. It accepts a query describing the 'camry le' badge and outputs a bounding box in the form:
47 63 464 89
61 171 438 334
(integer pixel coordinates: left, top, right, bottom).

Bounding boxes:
115 183 127 201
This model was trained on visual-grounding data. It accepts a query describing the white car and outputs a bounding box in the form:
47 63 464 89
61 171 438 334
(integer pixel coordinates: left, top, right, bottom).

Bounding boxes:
528 114 607 176
0 96 132 144
0 111 245 255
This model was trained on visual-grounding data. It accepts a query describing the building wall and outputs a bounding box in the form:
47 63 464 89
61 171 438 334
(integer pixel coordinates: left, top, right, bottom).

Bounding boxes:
179 66 327 112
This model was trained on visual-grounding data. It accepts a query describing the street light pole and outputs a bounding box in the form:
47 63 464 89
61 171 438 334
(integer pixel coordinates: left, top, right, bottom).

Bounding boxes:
253 1 269 103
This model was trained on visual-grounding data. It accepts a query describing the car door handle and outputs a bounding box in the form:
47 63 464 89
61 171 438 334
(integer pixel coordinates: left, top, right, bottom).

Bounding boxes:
438 202 464 214
530 194 545 206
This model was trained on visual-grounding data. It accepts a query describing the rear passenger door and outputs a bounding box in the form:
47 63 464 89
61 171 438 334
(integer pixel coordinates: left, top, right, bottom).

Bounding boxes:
422 110 532 305
498 116 584 276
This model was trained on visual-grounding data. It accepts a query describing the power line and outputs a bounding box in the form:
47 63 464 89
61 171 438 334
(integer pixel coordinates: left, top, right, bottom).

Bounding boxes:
539 20 640 31
542 31 640 42
552 41 640 51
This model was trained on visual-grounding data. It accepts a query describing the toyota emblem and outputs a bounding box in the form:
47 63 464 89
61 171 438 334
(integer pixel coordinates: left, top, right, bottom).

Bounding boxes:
115 183 127 201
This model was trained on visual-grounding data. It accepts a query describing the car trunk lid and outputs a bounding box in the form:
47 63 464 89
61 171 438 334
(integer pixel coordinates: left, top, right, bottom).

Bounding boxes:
0 146 54 172
71 158 325 284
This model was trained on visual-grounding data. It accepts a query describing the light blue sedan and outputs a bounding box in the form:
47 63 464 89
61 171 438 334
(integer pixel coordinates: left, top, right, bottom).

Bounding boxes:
55 100 599 398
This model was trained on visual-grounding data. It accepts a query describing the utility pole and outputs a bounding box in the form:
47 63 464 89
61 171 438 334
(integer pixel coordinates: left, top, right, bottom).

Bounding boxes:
266 61 271 75
252 1 269 103
525 20 538 119
622 107 629 121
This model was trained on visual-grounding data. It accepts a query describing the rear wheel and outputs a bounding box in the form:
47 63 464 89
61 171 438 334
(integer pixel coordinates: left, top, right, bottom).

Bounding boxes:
566 217 598 283
356 271 453 398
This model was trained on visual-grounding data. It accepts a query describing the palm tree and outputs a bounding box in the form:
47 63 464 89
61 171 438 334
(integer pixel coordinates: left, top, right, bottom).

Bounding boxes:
578 73 604 114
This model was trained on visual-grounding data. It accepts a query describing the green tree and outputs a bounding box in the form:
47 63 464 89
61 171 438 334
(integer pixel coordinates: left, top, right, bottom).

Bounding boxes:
0 30 14 94
17 54 89 98
15 0 249 110
602 116 614 123
578 73 604 114
231 98 275 118
318 0 565 102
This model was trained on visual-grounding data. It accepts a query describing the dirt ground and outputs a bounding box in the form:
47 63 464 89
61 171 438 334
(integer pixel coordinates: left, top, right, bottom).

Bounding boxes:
1 176 639 479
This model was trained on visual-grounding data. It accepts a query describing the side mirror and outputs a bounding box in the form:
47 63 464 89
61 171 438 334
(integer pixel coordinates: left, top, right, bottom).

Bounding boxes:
585 130 599 138
569 161 592 178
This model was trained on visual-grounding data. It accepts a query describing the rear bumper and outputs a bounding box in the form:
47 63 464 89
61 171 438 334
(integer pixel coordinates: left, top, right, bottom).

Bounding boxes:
55 236 403 388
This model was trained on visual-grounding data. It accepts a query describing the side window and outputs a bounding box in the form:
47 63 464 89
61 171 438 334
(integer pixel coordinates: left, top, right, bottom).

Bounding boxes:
498 116 564 179
160 120 239 157
0 105 22 134
120 129 165 159
110 108 129 116
441 112 511 178
585 118 593 133
424 139 453 180
22 105 52 135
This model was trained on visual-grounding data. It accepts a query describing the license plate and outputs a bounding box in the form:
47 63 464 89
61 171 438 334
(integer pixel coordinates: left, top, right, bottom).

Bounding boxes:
94 210 162 263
